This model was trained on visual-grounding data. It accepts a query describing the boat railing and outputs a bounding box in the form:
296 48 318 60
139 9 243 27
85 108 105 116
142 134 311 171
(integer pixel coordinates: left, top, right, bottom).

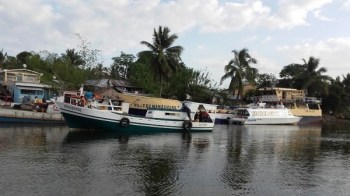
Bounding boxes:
252 95 322 104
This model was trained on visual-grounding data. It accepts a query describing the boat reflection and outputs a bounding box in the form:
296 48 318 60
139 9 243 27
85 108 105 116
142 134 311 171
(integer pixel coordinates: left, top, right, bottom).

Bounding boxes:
220 125 322 194
64 129 193 144
0 124 68 150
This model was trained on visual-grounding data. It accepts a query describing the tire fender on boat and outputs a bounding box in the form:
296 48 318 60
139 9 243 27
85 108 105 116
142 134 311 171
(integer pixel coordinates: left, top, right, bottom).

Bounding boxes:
120 117 130 127
183 120 192 131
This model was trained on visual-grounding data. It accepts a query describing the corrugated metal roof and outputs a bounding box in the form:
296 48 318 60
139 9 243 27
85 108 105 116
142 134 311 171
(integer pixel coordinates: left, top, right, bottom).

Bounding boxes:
85 79 134 88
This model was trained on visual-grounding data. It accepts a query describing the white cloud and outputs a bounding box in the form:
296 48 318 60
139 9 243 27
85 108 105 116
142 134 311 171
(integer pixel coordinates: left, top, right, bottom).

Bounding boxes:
0 0 348 85
342 0 350 9
261 36 272 44
313 10 332 21
264 0 332 29
277 37 350 78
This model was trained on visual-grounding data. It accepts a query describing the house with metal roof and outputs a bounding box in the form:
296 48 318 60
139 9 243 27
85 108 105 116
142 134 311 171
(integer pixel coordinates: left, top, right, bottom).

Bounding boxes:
85 79 143 93
0 68 50 104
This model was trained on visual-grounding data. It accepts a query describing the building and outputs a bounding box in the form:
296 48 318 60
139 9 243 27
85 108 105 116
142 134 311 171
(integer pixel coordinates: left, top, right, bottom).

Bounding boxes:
0 68 51 104
85 79 143 94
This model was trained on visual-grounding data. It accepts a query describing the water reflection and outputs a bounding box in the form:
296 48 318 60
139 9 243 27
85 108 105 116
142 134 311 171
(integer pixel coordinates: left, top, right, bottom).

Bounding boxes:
220 125 323 195
63 129 195 196
64 129 193 145
1 123 350 195
0 124 68 150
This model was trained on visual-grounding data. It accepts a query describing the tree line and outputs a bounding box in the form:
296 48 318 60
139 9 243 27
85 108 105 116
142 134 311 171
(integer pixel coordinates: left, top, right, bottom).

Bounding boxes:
1 26 350 118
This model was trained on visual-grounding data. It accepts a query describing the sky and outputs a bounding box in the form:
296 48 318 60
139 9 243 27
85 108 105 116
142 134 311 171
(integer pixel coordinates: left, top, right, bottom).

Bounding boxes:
1 0 350 89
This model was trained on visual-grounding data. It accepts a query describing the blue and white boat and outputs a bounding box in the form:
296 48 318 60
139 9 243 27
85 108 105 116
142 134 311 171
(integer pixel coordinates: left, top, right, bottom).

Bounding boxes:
55 98 217 132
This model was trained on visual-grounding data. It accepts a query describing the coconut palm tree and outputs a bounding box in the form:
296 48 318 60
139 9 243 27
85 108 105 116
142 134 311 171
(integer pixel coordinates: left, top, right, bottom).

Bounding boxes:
63 49 85 67
220 48 258 100
299 56 328 89
0 49 7 69
293 56 332 97
138 26 184 97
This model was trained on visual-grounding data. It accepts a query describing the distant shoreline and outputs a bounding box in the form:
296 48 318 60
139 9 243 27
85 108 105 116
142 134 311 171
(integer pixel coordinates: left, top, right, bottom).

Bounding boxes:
322 114 350 124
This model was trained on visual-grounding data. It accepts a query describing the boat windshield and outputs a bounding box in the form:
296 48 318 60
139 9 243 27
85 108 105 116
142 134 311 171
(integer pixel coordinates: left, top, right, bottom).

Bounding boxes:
237 109 249 116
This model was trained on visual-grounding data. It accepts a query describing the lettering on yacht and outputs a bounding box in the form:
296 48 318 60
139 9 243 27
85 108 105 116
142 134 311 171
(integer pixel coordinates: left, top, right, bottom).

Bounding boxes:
63 104 82 112
133 103 179 110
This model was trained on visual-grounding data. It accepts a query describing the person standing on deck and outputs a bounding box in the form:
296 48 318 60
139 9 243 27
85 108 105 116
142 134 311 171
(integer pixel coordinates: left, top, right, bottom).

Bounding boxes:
181 103 192 121
85 91 93 102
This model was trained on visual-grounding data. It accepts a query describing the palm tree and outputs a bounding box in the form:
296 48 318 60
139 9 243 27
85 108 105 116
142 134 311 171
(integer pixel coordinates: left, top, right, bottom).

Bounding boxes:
0 49 8 69
138 26 184 97
220 48 258 100
63 49 84 67
300 57 327 88
298 56 330 96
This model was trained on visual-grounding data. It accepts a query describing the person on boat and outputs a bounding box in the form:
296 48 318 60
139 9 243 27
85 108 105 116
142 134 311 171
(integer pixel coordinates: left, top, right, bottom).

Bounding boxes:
181 103 192 121
34 96 39 103
79 96 87 107
194 111 200 122
201 111 210 122
85 91 94 102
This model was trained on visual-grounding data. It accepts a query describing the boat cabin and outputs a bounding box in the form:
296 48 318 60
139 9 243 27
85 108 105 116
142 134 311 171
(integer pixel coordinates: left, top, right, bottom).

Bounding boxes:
145 101 217 122
254 87 321 104
145 110 188 120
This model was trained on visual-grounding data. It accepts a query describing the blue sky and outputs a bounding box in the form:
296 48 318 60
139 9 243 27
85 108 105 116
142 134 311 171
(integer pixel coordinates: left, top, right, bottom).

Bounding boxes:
1 0 350 88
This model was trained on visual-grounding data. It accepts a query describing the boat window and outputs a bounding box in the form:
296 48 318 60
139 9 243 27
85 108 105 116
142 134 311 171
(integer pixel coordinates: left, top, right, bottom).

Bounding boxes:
237 110 249 116
21 89 36 95
165 112 176 116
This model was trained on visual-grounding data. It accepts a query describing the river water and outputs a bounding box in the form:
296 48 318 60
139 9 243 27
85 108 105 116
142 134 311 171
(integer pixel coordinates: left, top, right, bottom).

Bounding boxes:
1 122 350 196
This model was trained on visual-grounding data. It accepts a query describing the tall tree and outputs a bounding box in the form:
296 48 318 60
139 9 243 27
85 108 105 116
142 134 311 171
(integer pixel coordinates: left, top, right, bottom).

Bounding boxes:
75 33 102 69
110 52 135 79
16 51 33 66
0 49 8 69
299 57 328 91
256 73 277 89
220 48 258 100
280 56 330 96
62 49 85 67
138 26 184 97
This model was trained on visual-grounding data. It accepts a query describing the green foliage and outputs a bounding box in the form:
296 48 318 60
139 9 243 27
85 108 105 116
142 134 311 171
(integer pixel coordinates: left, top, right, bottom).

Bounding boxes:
61 49 85 67
16 51 33 65
75 33 102 69
87 64 110 79
164 67 217 102
128 61 160 95
278 57 330 94
138 26 184 97
256 73 277 88
111 52 135 79
0 49 8 68
322 75 350 119
279 63 304 79
220 48 258 100
163 67 192 100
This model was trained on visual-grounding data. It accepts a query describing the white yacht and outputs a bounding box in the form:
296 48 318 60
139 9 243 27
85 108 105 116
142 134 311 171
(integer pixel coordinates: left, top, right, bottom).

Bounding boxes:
232 102 301 125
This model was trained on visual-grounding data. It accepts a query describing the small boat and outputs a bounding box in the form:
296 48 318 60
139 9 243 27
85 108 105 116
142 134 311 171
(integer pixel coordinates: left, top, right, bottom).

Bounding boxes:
232 102 301 125
215 107 236 124
55 98 217 132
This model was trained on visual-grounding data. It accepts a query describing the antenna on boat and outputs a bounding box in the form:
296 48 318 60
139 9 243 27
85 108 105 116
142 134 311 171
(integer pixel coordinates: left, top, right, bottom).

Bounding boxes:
79 84 84 95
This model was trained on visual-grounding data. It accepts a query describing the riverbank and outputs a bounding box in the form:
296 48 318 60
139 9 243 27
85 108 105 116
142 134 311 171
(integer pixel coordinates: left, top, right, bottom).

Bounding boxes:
322 114 350 124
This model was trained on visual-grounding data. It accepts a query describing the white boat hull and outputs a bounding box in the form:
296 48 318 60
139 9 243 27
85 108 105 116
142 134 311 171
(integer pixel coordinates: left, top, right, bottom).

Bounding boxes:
55 101 215 132
232 107 302 125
